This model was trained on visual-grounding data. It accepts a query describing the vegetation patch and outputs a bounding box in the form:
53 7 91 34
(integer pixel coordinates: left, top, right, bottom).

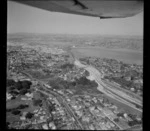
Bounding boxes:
48 76 100 95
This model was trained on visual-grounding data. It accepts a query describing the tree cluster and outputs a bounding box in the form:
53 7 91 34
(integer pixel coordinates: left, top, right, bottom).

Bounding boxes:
7 79 32 96
32 99 42 107
48 76 98 91
60 63 74 69
7 104 29 112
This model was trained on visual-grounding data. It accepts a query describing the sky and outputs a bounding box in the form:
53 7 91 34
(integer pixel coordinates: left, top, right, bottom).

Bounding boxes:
7 1 143 36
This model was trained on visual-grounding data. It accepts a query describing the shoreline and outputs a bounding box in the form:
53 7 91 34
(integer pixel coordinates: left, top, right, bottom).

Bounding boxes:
71 47 143 65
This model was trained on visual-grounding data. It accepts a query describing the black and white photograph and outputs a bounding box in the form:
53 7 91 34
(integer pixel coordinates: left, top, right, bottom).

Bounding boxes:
7 0 143 130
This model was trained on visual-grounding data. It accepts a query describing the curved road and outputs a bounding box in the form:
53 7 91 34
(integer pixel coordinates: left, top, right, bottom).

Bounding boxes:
74 59 142 113
21 71 84 130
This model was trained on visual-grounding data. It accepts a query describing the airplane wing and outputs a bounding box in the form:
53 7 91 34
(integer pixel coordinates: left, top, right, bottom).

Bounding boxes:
10 0 143 19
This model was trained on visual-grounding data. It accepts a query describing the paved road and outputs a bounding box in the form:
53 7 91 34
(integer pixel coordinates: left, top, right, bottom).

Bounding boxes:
74 59 142 112
21 59 142 129
37 89 83 130
21 71 84 130
102 79 142 101
86 66 141 105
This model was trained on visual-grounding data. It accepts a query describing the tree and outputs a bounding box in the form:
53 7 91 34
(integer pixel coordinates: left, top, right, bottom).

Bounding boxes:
11 96 16 100
17 104 29 109
33 99 42 107
9 90 19 95
117 112 124 117
7 79 16 87
15 81 22 90
71 81 76 86
61 63 74 69
26 112 34 119
9 86 15 91
11 110 21 115
21 81 32 89
20 89 28 95
114 118 119 122
84 70 90 77
128 120 139 126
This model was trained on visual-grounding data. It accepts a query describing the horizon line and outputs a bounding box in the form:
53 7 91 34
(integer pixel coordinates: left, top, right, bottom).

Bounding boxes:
7 32 143 37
